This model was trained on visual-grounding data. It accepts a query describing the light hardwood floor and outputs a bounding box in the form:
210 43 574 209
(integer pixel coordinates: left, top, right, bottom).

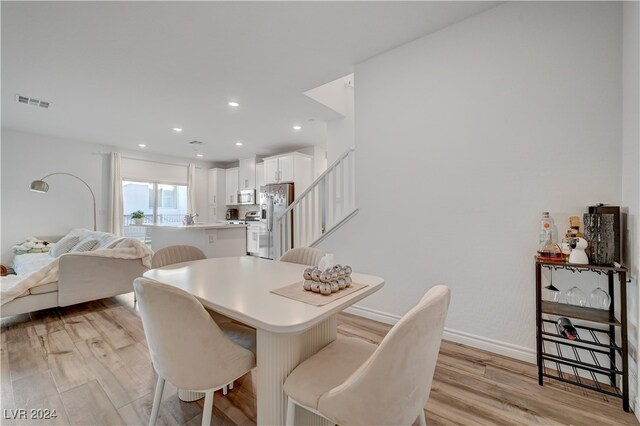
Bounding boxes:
1 293 637 426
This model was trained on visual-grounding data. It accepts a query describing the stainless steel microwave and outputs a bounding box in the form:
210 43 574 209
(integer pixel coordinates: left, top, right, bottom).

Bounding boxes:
238 189 256 205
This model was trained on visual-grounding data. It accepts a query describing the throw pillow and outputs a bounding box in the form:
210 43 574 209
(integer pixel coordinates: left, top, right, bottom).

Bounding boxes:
92 233 118 250
69 238 99 253
48 236 80 257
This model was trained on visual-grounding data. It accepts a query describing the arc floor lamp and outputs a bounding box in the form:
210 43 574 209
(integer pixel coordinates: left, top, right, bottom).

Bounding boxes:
29 172 97 231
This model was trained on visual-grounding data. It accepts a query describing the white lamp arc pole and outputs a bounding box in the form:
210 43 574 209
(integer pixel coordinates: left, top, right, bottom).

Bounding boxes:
29 172 97 231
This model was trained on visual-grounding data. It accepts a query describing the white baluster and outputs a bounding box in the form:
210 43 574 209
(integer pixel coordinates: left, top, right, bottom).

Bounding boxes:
349 152 356 212
311 186 318 240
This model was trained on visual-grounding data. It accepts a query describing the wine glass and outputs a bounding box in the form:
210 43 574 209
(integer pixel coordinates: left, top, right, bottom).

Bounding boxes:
543 269 561 302
590 276 611 310
566 286 588 307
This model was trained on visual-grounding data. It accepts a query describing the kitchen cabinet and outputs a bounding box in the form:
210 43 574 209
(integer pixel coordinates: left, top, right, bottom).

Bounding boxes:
207 168 226 221
278 155 294 183
246 224 260 255
262 152 313 196
225 167 239 205
256 162 265 192
239 157 256 190
208 205 220 222
264 157 279 185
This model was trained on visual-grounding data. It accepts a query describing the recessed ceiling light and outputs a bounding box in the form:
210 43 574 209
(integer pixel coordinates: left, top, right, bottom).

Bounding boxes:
196 153 204 158
138 144 146 148
293 125 302 131
235 142 243 146
173 127 183 132
228 101 240 107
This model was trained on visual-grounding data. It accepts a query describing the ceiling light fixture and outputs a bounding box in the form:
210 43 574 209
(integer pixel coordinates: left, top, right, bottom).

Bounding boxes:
138 144 146 148
235 142 243 146
173 127 183 132
196 154 204 158
293 125 302 131
228 101 240 107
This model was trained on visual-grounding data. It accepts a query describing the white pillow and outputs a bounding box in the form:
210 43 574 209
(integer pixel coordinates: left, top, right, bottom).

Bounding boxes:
49 236 80 257
69 238 99 253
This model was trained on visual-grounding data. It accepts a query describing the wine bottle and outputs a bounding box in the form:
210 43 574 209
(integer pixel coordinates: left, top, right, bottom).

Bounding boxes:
557 317 578 340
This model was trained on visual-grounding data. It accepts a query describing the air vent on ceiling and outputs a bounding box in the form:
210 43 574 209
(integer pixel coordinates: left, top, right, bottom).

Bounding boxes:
16 94 51 109
188 140 204 145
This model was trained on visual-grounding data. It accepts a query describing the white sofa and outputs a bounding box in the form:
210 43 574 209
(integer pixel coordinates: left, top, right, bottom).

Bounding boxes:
1 230 149 317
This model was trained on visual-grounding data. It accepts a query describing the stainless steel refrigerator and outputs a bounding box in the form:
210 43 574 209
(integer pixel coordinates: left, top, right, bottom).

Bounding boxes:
258 183 294 259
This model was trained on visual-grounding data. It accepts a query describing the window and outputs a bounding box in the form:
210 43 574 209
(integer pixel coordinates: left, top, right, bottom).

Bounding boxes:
123 180 188 239
157 184 178 209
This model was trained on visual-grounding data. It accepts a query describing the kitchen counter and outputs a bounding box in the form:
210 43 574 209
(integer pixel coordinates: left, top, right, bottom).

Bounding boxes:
142 223 247 230
144 223 247 258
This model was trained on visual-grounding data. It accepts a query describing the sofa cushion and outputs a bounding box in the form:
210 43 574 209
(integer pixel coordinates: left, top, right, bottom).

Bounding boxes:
30 282 58 295
70 238 99 253
49 236 80 257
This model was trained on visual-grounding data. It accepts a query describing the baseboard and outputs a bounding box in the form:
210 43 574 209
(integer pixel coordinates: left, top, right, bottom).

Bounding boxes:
344 304 536 364
442 328 536 364
344 304 401 325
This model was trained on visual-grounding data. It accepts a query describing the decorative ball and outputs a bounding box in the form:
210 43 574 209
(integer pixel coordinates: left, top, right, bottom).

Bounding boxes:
303 268 314 280
343 265 353 275
311 281 321 293
311 268 322 281
320 271 331 283
337 278 346 289
337 267 346 279
320 283 332 295
330 281 340 293
303 280 313 291
330 269 338 281
344 276 352 287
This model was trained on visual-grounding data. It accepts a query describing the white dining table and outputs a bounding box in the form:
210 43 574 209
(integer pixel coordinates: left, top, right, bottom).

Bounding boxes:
143 256 384 425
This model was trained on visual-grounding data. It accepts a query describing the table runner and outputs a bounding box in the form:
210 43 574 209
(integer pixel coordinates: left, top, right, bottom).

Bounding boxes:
271 281 367 306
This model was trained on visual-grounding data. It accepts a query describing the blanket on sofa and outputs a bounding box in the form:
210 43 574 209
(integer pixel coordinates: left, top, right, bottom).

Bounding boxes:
1 238 153 305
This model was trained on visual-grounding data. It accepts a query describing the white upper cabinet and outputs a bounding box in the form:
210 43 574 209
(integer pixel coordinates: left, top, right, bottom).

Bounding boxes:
239 157 256 190
225 167 239 205
262 152 312 197
277 154 294 183
264 157 279 185
208 168 226 221
256 162 265 192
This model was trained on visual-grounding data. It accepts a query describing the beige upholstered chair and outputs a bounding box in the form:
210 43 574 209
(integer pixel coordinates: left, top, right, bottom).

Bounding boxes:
134 278 256 426
151 245 206 268
284 285 451 426
279 247 325 267
150 244 232 331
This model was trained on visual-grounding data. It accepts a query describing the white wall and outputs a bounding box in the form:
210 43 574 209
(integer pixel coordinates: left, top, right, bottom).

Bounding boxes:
1 128 211 263
326 80 355 165
622 0 640 414
319 2 623 358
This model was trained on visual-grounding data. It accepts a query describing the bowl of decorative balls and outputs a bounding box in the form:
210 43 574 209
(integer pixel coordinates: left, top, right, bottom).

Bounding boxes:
302 264 353 296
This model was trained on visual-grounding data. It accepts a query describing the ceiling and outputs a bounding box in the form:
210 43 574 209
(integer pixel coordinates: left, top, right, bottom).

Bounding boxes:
1 1 498 162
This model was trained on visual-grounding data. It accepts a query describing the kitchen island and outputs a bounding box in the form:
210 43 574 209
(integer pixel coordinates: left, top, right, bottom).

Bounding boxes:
143 223 247 258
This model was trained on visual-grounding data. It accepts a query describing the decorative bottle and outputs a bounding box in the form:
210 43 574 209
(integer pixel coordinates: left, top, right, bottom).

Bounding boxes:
537 212 562 261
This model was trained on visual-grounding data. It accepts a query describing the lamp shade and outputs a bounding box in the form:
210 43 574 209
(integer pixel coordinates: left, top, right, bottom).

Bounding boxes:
29 180 50 193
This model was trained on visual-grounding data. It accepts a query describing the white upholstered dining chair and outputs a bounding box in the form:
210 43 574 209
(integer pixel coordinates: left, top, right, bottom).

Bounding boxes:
283 285 451 426
279 247 325 267
134 278 256 426
151 245 206 268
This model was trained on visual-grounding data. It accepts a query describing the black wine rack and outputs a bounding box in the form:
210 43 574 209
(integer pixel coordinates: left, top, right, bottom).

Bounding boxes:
535 259 629 412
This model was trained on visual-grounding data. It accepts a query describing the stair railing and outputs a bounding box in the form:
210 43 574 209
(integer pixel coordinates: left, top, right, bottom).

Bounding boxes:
274 148 357 259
